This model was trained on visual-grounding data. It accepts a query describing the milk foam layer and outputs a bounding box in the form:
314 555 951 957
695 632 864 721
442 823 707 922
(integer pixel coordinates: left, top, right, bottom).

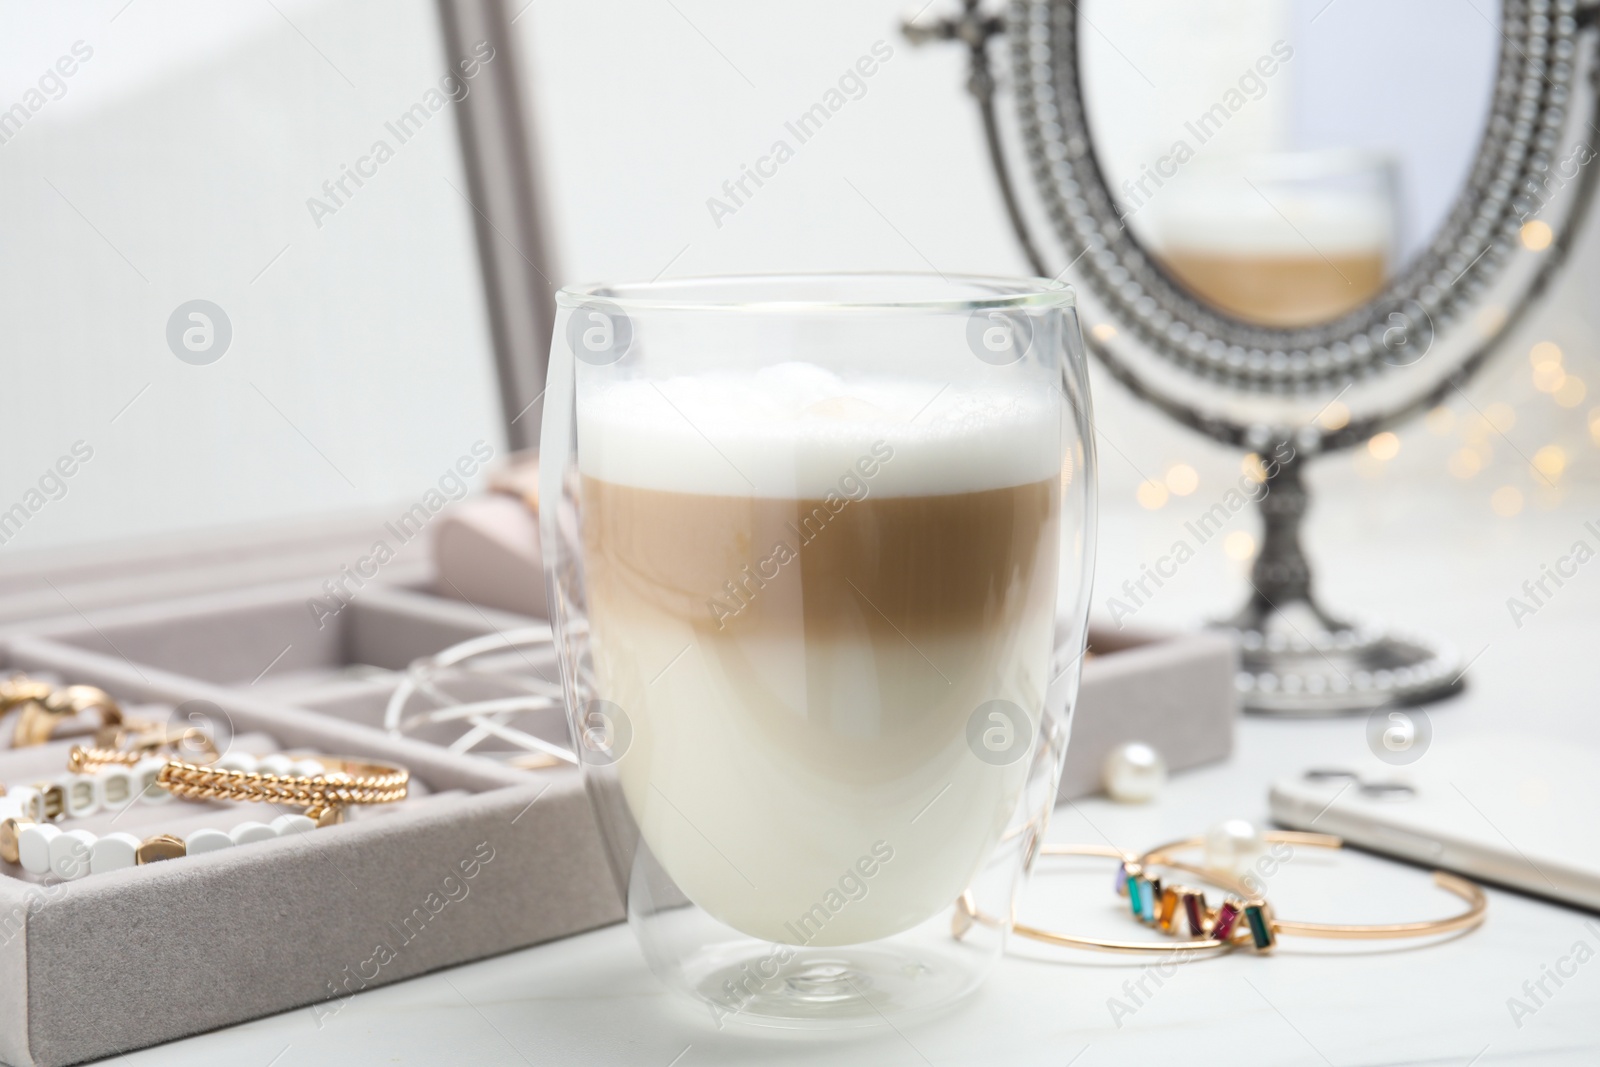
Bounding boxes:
578 362 1061 498
1157 189 1393 256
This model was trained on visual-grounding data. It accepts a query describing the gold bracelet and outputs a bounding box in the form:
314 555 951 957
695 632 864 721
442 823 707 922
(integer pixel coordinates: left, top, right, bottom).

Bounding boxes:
954 844 1247 954
68 746 408 821
1 675 123 748
1136 831 1488 950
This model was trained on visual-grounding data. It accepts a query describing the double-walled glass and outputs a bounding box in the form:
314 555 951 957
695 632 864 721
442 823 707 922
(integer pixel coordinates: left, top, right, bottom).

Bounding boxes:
540 274 1095 1027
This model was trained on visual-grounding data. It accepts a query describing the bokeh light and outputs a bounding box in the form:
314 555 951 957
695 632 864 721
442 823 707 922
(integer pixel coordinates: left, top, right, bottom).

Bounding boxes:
1491 485 1524 516
1534 362 1566 393
1367 432 1401 461
1165 463 1199 496
1521 219 1554 250
1554 376 1587 407
1530 341 1562 369
1136 480 1169 509
1223 531 1256 561
1533 445 1567 481
1317 401 1350 432
1448 449 1483 479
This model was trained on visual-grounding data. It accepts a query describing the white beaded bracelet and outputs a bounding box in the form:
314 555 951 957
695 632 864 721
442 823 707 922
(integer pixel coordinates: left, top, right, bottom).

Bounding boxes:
9 812 320 880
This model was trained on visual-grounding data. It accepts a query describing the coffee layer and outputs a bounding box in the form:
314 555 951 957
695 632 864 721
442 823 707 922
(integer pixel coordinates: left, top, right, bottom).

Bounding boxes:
581 476 1059 639
1160 249 1386 327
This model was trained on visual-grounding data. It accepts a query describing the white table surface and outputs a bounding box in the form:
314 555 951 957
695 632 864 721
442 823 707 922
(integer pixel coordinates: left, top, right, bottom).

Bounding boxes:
115 487 1600 1066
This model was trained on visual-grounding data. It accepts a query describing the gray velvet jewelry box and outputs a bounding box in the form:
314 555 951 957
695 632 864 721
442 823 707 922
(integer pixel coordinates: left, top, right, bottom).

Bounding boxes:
0 582 620 1067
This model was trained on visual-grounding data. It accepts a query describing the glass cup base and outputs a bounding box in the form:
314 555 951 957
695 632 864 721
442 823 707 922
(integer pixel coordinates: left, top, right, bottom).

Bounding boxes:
684 938 984 1029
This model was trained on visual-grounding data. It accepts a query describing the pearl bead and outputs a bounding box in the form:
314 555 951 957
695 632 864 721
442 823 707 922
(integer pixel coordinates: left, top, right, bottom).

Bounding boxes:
1205 818 1266 875
1101 741 1167 803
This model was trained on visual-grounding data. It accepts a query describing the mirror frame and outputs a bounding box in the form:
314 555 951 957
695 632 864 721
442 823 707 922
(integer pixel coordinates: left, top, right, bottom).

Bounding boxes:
1008 0 1598 451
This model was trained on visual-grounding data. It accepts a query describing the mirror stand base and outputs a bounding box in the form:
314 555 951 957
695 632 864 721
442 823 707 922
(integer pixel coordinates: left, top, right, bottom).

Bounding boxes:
1215 598 1463 716
1218 451 1464 715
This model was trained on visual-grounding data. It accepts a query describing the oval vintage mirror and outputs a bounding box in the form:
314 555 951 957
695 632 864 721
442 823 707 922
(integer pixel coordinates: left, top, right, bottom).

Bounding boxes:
1078 2 1498 331
907 0 1600 714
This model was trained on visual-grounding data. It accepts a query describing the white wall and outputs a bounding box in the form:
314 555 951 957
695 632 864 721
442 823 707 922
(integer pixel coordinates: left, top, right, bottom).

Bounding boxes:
0 0 504 554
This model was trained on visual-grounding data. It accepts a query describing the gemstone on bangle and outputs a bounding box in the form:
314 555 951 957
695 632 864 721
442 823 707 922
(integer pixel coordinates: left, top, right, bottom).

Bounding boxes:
1124 863 1145 917
1157 887 1181 932
1138 877 1157 923
1181 889 1207 936
1244 900 1276 951
1213 898 1242 940
1114 861 1129 895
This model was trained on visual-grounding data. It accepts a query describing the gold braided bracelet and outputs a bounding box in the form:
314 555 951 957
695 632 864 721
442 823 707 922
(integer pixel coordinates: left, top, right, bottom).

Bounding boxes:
68 746 408 821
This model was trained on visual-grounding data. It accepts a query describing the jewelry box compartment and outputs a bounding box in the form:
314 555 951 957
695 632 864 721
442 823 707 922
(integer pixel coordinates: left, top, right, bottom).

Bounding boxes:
1061 624 1239 800
18 579 571 768
0 608 618 1067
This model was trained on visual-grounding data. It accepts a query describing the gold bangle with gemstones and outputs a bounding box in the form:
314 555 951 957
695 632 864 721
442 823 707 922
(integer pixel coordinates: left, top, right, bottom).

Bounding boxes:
1133 830 1488 950
1115 855 1272 951
954 843 1249 954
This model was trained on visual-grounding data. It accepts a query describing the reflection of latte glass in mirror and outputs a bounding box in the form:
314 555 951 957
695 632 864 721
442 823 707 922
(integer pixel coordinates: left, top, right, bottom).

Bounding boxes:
1152 151 1398 327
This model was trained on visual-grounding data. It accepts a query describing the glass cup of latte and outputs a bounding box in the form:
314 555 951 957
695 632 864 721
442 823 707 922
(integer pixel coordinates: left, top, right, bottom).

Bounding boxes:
540 274 1096 1026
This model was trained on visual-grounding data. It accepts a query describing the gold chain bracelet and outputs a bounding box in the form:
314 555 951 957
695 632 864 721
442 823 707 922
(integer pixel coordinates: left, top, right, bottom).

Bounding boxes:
69 746 407 820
